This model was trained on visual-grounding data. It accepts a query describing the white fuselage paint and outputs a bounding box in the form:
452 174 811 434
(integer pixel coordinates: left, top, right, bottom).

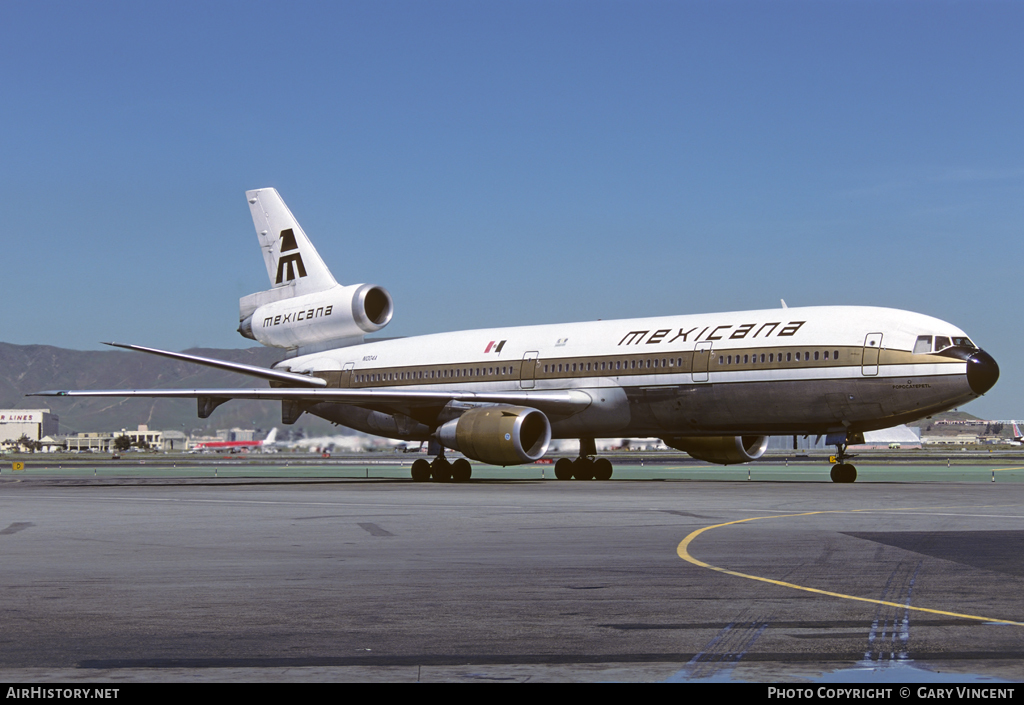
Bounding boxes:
277 305 980 441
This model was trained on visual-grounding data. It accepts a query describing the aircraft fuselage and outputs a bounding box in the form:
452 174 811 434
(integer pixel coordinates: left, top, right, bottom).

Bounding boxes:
277 304 995 442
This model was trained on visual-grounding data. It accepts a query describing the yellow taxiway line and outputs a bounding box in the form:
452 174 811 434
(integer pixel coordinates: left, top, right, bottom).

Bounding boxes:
676 507 1024 627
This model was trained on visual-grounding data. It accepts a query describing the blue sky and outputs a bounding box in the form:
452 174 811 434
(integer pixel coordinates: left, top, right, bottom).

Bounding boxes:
2 1 1021 419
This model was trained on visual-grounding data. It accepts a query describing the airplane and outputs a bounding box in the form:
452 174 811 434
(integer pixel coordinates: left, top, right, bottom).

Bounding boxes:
31 188 1000 483
191 428 278 452
1013 422 1023 444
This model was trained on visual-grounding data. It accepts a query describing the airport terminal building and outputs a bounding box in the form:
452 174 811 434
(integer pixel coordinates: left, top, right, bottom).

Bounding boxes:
64 425 189 453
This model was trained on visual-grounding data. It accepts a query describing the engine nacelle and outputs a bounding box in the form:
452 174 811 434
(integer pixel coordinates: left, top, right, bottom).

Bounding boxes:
239 283 393 350
663 435 769 465
436 405 552 466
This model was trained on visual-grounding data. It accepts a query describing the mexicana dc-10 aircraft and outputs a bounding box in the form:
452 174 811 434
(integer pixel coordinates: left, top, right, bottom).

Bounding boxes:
32 188 999 483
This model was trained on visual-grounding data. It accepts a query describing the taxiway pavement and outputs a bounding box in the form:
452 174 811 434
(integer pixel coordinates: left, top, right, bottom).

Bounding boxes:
1 474 1021 682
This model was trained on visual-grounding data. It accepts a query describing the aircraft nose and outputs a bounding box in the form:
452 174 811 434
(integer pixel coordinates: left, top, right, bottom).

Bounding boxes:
966 349 999 395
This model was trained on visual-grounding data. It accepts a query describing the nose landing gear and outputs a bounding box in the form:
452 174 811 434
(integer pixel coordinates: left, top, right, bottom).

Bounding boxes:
830 442 858 483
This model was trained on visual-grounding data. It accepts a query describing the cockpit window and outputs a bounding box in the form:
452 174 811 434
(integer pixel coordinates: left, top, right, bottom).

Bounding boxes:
913 335 932 354
934 336 952 351
952 336 976 349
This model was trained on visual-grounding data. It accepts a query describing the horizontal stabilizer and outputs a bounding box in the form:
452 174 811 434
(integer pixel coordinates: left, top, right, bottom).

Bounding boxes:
102 342 327 387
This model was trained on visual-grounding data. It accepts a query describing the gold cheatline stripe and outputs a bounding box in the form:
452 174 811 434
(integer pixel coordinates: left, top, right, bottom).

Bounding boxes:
344 346 959 388
676 508 1024 627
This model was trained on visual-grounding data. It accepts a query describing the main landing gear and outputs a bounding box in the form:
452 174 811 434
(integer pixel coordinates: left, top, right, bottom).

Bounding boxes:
830 442 857 484
410 449 472 483
553 438 614 481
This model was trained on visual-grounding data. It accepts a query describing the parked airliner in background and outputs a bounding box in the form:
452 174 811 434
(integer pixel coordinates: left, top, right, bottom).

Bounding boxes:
192 428 278 452
1013 423 1023 444
31 189 999 483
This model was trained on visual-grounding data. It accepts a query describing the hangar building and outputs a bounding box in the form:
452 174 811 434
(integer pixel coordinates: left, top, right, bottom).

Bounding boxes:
0 409 59 443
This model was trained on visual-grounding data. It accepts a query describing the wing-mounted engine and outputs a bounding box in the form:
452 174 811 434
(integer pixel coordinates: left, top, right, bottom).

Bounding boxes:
663 435 769 465
238 282 393 352
435 405 552 466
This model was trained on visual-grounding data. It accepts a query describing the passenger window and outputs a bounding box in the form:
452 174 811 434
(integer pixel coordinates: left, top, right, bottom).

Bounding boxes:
814 351 819 361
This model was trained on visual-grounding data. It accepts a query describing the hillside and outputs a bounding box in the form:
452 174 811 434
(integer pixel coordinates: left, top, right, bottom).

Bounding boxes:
0 342 339 437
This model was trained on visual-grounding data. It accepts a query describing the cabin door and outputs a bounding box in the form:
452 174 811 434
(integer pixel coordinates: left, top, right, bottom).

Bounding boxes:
520 351 539 389
861 333 883 376
692 341 713 382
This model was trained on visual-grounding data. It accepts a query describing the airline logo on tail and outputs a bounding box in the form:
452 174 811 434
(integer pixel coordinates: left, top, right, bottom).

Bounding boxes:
275 229 307 284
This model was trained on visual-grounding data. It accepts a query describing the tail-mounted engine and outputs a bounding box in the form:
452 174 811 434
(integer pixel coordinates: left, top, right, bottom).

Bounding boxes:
663 435 769 465
435 405 552 466
239 283 393 352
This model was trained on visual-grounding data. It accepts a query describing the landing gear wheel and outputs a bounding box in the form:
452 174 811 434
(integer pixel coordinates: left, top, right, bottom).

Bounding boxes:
593 458 613 481
572 457 595 480
411 458 431 482
554 458 574 481
829 440 858 484
451 458 472 482
830 463 857 483
431 457 452 482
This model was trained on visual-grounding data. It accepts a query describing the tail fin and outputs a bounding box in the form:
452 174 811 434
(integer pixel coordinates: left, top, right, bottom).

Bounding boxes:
239 188 394 354
246 188 337 296
263 428 278 445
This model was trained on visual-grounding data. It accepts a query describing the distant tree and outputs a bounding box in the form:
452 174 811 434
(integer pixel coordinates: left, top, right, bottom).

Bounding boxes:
16 434 39 452
113 435 132 452
132 438 150 450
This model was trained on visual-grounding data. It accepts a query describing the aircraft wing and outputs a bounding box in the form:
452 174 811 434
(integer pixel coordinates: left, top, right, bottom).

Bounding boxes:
27 387 593 418
28 342 593 419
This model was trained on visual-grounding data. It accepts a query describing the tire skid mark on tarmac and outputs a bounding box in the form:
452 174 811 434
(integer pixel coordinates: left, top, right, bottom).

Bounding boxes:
676 507 1024 627
665 617 770 682
865 560 920 663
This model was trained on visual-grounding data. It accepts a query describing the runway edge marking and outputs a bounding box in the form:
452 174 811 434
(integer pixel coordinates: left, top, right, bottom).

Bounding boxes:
675 507 1024 627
